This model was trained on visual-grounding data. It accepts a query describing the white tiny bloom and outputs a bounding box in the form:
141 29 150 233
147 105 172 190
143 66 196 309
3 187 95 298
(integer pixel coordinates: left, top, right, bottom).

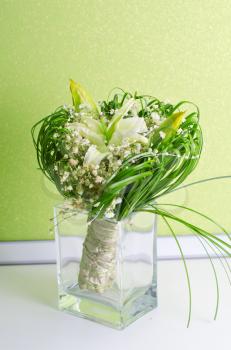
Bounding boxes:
61 171 70 183
151 112 161 123
110 109 115 115
95 176 103 183
159 131 166 139
69 159 78 166
105 211 115 219
99 111 104 116
93 202 100 207
72 146 79 154
53 133 59 138
54 165 58 171
115 197 122 204
177 128 183 134
66 185 73 191
108 145 115 152
64 154 69 159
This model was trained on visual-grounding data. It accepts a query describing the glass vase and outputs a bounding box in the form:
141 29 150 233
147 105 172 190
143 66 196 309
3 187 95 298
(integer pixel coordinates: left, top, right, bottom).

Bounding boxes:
54 202 157 329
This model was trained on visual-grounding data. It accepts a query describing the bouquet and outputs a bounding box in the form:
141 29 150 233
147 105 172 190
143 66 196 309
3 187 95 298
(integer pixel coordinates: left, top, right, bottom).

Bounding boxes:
32 79 231 327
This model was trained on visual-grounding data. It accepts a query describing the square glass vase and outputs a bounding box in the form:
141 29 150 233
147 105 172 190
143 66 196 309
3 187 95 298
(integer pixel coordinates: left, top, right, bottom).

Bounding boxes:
54 202 157 329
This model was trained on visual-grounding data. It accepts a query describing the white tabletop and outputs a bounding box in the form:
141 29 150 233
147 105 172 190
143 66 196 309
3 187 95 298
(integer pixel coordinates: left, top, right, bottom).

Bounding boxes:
0 259 230 350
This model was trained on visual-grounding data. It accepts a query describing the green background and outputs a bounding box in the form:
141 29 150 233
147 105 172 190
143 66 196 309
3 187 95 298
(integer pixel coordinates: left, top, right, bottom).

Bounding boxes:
1 0 230 241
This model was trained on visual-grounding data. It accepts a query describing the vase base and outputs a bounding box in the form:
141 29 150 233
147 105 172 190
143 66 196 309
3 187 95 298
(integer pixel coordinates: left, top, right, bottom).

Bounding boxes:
58 285 157 329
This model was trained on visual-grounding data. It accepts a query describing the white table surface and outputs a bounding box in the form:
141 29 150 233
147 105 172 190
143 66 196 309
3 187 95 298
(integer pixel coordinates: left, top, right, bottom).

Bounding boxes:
0 259 230 350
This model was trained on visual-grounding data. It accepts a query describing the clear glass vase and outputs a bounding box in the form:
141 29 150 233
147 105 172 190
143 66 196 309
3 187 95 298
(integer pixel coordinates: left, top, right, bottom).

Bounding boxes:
54 202 157 329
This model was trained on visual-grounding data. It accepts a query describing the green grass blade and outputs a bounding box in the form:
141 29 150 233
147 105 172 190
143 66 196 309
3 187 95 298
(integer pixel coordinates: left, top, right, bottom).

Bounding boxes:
162 216 192 327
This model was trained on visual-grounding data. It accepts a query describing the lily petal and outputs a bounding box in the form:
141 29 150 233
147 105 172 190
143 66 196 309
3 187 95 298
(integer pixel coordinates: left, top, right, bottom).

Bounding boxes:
109 117 148 145
70 122 105 148
81 117 103 133
127 133 149 144
107 99 136 141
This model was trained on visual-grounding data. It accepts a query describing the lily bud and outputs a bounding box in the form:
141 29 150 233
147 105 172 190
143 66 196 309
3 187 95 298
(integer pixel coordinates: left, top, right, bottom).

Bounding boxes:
150 111 186 147
69 79 99 115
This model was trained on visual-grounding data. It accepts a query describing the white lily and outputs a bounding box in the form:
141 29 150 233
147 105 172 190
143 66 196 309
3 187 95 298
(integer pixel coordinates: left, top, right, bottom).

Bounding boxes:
69 99 148 165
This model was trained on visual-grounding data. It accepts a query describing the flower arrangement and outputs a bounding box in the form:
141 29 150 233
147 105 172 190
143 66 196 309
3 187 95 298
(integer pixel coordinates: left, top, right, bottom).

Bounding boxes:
32 80 231 327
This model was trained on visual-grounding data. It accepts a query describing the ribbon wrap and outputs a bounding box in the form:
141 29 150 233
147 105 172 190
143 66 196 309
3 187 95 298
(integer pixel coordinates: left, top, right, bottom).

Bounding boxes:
78 218 119 293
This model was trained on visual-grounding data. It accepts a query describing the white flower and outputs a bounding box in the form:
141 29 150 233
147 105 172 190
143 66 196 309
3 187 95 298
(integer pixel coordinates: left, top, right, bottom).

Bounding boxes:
124 150 130 158
159 131 166 139
177 128 183 134
115 197 122 204
69 159 78 166
108 145 115 152
95 176 103 184
68 99 148 166
109 115 148 146
105 211 115 219
61 171 70 183
151 112 161 123
66 185 73 191
72 146 79 154
84 145 109 166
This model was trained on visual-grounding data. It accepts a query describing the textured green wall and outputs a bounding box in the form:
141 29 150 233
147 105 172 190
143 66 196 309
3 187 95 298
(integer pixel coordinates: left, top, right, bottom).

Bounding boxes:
1 0 231 241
